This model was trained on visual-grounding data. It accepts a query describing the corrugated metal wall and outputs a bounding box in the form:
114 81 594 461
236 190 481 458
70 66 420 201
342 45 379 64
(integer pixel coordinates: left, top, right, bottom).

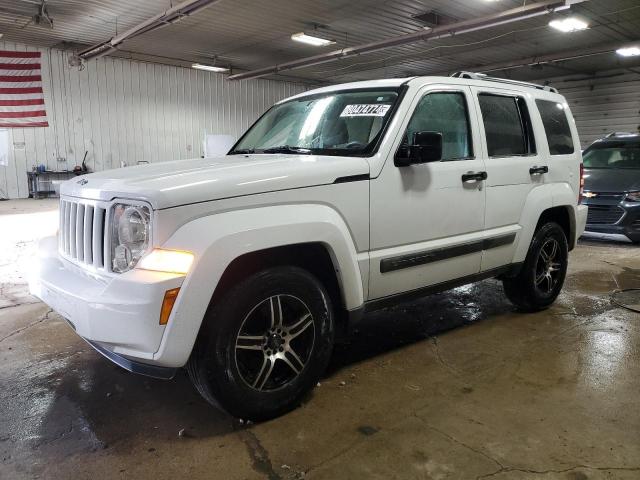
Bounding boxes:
0 41 307 199
547 70 640 148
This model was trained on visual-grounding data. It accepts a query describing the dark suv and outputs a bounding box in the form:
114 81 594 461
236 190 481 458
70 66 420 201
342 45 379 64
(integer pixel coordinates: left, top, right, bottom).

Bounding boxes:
582 132 640 243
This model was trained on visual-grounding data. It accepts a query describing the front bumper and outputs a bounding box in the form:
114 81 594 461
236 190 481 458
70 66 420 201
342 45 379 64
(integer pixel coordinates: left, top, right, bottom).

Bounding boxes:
29 236 186 372
584 201 640 242
86 339 177 379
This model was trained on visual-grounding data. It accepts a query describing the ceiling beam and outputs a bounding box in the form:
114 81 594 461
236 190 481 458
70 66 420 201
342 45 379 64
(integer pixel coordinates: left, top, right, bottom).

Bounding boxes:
466 40 640 75
78 0 223 61
227 0 587 81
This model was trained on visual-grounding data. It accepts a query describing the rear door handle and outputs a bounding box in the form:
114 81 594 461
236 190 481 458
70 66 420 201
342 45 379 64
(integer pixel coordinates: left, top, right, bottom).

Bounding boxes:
529 165 549 175
461 171 488 182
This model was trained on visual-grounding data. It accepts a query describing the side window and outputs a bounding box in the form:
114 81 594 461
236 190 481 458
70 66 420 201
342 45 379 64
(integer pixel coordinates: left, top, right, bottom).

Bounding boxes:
535 99 575 155
478 93 536 157
402 91 473 160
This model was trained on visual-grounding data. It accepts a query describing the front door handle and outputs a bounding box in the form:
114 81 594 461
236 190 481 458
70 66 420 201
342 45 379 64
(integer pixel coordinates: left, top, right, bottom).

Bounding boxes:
461 171 488 183
529 165 549 175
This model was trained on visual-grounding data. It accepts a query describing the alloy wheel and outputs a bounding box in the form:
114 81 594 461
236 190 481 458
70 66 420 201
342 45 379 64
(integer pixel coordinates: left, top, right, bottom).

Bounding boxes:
234 294 315 391
535 237 562 294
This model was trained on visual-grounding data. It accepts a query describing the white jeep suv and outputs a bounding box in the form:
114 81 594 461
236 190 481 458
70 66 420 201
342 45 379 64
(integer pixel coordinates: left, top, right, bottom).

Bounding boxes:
30 72 588 420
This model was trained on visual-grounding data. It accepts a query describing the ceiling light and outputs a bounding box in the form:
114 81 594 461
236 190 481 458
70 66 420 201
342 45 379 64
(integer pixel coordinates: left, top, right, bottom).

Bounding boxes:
549 17 588 33
291 32 335 47
616 46 640 57
192 63 229 72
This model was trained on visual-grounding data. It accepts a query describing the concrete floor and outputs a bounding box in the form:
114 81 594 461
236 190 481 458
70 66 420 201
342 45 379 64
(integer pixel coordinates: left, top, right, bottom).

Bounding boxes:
1 198 639 480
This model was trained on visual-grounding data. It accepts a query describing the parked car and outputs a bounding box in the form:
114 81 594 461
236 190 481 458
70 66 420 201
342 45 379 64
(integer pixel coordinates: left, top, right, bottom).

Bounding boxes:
581 132 640 243
30 72 587 420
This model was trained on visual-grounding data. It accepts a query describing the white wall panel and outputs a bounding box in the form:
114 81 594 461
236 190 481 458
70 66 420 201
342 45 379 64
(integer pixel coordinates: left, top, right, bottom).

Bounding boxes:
0 41 307 199
545 71 640 148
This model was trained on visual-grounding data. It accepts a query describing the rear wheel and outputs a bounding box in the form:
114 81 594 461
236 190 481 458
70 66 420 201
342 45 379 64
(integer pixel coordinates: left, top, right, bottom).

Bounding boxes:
187 266 334 421
503 222 568 312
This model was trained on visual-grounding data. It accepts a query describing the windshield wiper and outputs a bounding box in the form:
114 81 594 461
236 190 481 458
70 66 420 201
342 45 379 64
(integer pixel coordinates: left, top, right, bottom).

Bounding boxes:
261 145 312 154
229 148 255 155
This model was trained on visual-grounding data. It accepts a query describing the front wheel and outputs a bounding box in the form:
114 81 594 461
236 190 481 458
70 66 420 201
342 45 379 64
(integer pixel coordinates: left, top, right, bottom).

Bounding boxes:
187 266 334 421
503 222 568 312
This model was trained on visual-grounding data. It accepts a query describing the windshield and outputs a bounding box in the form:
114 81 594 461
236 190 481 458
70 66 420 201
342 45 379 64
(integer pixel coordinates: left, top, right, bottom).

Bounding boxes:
583 142 640 169
230 89 401 156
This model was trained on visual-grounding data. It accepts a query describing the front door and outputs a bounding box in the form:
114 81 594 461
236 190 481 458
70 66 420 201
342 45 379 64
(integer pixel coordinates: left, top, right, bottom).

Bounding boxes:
368 85 487 300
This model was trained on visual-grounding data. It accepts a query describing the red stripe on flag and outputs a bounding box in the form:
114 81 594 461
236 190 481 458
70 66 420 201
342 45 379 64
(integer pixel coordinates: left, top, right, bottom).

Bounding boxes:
0 51 41 58
0 110 47 118
0 63 41 70
0 98 45 106
0 75 42 82
0 87 43 94
0 121 48 127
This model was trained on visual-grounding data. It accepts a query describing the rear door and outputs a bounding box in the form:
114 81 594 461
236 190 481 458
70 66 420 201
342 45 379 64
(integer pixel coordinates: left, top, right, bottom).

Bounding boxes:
470 86 544 271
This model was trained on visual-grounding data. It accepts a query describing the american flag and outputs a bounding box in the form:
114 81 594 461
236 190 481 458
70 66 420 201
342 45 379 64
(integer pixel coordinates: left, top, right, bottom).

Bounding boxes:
0 51 48 128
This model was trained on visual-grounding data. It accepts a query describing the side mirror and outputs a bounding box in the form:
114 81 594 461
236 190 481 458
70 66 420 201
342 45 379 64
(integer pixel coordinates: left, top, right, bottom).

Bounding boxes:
395 131 443 167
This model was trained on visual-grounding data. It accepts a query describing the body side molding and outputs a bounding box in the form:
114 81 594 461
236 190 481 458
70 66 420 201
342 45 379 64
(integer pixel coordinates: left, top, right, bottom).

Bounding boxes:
379 232 516 273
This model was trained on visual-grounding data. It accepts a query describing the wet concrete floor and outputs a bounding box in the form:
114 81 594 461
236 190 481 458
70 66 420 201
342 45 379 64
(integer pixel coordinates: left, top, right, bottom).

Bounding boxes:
1 199 639 479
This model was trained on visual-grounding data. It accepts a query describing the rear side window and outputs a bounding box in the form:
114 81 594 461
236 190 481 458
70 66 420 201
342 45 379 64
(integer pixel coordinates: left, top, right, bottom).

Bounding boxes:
478 93 536 157
535 99 574 155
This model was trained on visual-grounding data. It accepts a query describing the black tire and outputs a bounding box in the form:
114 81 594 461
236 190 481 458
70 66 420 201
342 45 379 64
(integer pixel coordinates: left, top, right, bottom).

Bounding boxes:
187 266 334 421
503 222 568 312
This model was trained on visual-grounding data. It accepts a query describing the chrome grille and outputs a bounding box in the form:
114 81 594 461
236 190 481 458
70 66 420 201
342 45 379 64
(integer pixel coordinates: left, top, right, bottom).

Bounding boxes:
59 198 107 268
586 205 625 225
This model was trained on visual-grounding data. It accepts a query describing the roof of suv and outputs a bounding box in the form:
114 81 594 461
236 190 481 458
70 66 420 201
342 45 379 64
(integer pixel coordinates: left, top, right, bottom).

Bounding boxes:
590 133 640 147
283 74 562 104
601 132 640 141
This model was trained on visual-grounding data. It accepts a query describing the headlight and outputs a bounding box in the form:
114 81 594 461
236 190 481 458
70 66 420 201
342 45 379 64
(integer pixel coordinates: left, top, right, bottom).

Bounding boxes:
625 191 640 202
110 203 151 273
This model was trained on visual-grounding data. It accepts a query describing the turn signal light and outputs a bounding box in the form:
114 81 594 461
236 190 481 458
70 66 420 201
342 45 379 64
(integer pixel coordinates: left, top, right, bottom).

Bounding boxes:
159 288 180 325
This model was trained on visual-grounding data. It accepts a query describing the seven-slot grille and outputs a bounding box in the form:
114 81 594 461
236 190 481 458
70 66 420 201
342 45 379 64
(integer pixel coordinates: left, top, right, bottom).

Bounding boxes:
59 198 107 268
586 205 625 225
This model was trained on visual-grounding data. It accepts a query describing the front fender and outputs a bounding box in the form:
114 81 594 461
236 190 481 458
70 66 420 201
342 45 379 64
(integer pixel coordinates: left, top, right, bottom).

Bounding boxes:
152 204 364 367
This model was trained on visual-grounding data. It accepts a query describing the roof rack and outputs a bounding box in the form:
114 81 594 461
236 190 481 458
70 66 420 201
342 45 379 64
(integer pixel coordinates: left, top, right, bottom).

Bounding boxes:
605 132 636 138
450 71 558 94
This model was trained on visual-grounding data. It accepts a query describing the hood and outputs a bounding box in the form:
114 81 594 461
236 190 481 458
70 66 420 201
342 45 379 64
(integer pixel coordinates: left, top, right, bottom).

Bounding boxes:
60 154 370 209
583 168 640 193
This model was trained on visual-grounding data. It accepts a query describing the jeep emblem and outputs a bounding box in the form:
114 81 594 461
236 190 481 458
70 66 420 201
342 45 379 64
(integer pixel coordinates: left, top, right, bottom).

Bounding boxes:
77 179 88 185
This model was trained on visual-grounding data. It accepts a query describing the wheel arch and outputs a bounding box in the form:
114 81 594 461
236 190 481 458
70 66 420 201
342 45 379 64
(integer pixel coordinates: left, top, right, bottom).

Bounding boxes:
514 183 578 263
210 242 347 329
536 205 575 250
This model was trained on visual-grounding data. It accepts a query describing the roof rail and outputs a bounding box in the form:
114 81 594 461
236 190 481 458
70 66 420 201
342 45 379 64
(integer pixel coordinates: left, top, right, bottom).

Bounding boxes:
605 131 635 138
450 71 558 94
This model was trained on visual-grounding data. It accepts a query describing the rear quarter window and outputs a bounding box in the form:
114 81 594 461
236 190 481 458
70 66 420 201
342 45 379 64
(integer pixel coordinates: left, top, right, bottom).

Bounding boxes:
535 99 575 155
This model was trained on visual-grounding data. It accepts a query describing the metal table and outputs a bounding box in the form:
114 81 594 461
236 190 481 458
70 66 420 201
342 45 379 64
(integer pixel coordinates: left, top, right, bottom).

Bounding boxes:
27 171 78 199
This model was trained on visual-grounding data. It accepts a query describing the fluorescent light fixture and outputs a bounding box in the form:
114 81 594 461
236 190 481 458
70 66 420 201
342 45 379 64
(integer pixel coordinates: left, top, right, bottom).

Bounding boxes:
549 17 588 33
192 63 229 73
616 46 640 57
291 32 335 47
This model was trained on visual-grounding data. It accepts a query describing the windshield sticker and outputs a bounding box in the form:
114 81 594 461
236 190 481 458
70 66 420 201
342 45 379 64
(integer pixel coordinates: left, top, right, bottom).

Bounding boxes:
340 104 391 117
